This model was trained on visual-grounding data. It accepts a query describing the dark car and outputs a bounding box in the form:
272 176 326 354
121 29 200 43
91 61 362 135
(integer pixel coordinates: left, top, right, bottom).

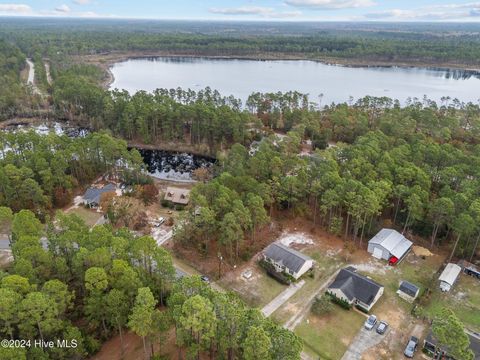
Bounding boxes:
404 336 418 358
201 275 210 283
376 321 389 335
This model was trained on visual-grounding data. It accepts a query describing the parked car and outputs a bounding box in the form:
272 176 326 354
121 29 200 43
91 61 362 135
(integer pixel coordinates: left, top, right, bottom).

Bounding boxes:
364 315 377 330
376 321 389 335
201 275 210 283
404 336 418 358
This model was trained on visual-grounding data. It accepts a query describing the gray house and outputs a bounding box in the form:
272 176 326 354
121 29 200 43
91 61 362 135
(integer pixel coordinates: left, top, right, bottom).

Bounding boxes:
327 266 384 312
263 243 314 280
83 183 116 208
368 228 413 265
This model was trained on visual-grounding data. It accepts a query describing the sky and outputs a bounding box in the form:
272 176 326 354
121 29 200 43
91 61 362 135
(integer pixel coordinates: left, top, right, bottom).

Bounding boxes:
1 0 480 21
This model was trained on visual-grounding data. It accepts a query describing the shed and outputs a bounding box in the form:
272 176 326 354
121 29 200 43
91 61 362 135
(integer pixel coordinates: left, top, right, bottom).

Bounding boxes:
368 228 413 264
439 263 462 292
397 280 420 302
263 243 314 280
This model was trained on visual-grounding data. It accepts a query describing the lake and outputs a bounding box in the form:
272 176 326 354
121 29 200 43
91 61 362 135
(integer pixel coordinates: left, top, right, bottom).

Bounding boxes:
109 57 480 104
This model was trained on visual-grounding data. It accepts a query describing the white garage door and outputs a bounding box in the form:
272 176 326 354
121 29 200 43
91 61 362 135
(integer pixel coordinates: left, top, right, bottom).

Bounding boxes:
372 247 383 259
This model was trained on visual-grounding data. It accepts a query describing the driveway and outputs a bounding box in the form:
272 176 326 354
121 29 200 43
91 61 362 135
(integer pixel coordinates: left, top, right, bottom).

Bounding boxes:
261 280 305 316
341 326 387 360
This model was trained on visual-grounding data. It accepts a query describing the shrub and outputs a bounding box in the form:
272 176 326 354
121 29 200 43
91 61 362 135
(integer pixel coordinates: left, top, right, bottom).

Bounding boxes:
326 292 352 310
259 259 293 285
311 295 333 316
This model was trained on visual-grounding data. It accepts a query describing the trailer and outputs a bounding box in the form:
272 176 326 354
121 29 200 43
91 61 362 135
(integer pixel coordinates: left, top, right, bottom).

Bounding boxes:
458 260 480 280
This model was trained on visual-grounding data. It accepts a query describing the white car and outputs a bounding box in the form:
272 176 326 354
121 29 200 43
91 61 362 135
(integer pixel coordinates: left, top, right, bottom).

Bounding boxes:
364 315 377 330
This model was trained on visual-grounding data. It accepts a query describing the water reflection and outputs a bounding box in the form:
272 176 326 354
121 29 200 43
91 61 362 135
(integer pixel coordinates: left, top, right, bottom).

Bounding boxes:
136 148 215 182
110 57 480 104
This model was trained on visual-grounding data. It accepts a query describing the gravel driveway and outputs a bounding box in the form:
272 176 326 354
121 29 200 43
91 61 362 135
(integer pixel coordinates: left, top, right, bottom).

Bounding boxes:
341 326 387 360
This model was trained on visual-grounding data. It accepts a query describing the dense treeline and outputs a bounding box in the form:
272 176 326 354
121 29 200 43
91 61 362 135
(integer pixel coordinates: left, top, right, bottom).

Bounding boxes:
53 81 256 153
0 131 145 217
2 19 480 66
177 108 480 263
0 40 30 120
0 209 302 359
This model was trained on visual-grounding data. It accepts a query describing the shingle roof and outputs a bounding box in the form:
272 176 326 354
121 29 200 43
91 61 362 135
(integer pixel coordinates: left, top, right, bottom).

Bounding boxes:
369 228 413 259
399 281 420 297
164 187 190 205
264 243 312 273
84 183 116 204
328 267 383 306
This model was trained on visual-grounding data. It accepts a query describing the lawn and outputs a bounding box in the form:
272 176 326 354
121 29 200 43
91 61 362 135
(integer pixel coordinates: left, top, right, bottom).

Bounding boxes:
271 247 344 324
423 275 480 332
296 308 365 360
219 263 286 308
65 207 103 227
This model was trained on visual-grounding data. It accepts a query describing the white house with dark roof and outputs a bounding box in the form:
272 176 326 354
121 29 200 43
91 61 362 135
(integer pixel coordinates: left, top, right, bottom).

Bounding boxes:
327 266 384 312
368 228 413 265
263 243 314 280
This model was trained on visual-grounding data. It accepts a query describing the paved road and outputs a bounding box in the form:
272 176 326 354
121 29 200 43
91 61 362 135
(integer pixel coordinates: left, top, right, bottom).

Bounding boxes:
262 280 305 316
341 326 386 360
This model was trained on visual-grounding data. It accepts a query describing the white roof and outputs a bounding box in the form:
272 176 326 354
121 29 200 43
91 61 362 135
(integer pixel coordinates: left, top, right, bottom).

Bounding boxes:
439 263 461 285
369 229 413 259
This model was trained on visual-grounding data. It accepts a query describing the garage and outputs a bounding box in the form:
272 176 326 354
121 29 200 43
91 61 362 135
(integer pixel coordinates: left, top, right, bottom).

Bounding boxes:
367 228 413 264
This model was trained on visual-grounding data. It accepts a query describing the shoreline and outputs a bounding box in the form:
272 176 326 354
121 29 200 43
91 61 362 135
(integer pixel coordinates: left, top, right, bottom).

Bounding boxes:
80 51 480 90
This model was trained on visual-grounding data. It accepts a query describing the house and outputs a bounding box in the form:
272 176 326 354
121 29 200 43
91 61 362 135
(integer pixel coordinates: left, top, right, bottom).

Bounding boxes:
423 330 480 360
263 243 314 280
327 266 384 312
164 187 190 206
367 228 413 265
83 183 116 208
439 263 462 292
397 280 420 303
458 260 480 280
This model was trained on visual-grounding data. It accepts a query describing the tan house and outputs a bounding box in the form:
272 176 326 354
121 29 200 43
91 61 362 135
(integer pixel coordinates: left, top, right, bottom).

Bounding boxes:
164 187 190 205
327 266 384 312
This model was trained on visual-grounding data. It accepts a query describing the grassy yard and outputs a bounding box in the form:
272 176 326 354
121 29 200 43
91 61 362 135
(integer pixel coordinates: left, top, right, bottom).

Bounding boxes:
271 247 344 324
65 207 103 227
219 263 286 308
296 308 365 360
423 275 480 332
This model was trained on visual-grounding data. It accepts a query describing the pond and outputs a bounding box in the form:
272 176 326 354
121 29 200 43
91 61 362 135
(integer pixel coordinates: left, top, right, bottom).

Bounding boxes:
135 148 215 182
109 56 480 104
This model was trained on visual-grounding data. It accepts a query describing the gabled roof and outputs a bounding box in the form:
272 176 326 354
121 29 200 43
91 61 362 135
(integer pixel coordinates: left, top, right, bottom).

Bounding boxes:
164 187 190 205
439 263 462 285
369 228 413 258
399 280 420 297
84 183 116 204
328 267 383 306
264 243 312 273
